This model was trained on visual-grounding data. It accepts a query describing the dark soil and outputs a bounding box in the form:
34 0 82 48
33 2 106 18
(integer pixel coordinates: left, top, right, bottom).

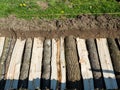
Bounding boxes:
0 14 120 38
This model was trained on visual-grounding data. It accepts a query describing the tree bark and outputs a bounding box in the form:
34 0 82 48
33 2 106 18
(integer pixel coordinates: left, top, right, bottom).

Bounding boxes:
86 39 104 89
65 36 82 90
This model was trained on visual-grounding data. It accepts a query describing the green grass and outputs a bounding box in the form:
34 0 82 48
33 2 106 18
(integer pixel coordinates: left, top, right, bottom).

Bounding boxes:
0 0 120 19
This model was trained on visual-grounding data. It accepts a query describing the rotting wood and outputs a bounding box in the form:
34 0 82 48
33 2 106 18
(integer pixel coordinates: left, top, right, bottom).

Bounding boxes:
107 38 120 88
0 37 5 58
18 38 33 89
0 37 11 89
96 38 118 89
41 39 51 89
5 38 26 90
76 38 94 90
60 37 66 90
65 36 82 90
86 39 104 89
28 37 44 90
50 39 58 90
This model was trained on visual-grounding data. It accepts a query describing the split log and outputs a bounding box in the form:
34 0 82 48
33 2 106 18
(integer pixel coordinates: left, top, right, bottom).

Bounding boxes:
76 38 94 90
60 37 66 90
5 38 26 90
96 38 118 89
5 37 16 78
107 38 120 88
18 38 33 89
56 38 61 89
86 39 104 89
28 37 44 90
50 39 58 90
41 39 51 89
65 36 82 90
0 37 11 89
0 37 5 58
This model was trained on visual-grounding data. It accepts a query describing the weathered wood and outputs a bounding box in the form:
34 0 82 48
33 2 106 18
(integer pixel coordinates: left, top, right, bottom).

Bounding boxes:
96 38 118 89
0 37 5 58
5 37 16 78
86 39 104 89
50 39 58 90
76 38 94 90
60 37 66 90
28 37 43 90
0 37 11 89
5 38 26 90
41 39 51 89
107 38 120 88
18 38 33 89
56 38 61 89
65 36 81 90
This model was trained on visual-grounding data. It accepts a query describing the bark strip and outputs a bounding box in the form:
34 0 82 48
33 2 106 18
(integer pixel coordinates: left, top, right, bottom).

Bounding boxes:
41 39 51 89
18 38 33 89
65 35 82 90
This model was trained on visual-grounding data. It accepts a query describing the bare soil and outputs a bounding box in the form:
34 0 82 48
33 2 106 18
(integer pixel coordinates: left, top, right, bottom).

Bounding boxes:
0 14 120 39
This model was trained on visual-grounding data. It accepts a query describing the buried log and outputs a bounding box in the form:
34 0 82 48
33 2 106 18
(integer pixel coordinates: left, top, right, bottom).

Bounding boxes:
76 38 94 90
0 37 11 89
86 39 104 89
107 38 120 88
65 36 82 90
18 38 33 89
41 39 51 89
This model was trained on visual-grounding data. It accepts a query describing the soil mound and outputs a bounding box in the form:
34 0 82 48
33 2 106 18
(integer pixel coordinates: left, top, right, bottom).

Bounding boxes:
0 14 120 38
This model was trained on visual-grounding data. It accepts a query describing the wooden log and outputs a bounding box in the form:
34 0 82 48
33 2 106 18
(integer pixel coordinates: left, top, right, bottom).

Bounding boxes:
28 37 44 90
76 38 94 90
96 38 118 89
5 38 26 90
18 38 33 89
65 36 82 90
60 37 66 90
0 37 5 58
86 39 104 89
41 39 51 89
0 37 11 89
50 39 58 90
107 38 120 88
56 38 61 89
5 37 16 78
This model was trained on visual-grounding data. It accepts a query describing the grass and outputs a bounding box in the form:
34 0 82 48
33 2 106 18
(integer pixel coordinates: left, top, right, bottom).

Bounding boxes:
0 0 120 19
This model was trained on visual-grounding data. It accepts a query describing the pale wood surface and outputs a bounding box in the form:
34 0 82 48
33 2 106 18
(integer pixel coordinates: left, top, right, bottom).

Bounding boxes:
5 38 26 90
0 38 11 89
0 37 5 58
76 38 94 90
60 37 66 90
28 37 44 90
50 39 58 90
96 38 118 89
